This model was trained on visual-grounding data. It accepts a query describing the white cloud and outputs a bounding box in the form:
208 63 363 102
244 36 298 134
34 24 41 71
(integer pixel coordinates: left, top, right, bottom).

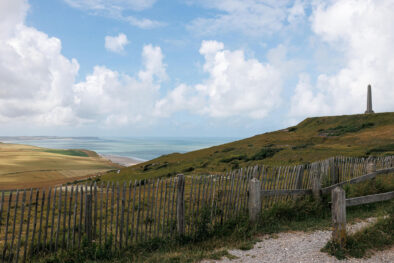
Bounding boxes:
73 45 167 126
289 0 394 119
64 0 164 29
187 0 306 36
0 0 80 126
155 40 282 119
124 16 165 29
0 0 168 127
105 33 129 53
64 0 157 12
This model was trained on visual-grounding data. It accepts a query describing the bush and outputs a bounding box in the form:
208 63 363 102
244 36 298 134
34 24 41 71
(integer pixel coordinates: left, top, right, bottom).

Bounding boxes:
220 155 248 163
182 167 195 173
249 147 282 161
319 122 374 136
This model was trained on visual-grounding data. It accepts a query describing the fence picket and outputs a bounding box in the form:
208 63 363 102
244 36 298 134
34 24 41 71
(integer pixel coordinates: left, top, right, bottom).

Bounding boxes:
2 190 12 261
9 190 20 260
29 190 39 257
49 187 57 250
1 154 393 261
0 191 4 234
71 186 78 249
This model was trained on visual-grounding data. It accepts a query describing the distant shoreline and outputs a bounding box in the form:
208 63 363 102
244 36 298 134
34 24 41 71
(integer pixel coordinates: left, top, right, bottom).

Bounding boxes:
100 154 146 167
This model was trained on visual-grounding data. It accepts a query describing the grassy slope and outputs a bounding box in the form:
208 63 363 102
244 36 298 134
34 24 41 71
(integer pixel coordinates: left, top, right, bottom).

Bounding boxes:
0 143 121 189
103 112 394 181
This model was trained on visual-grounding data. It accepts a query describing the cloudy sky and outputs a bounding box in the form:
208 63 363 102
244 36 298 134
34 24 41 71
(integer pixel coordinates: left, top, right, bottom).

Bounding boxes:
0 0 393 137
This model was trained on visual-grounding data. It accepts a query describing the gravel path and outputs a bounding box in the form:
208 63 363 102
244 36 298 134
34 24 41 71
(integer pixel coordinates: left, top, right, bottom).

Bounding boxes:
202 218 393 263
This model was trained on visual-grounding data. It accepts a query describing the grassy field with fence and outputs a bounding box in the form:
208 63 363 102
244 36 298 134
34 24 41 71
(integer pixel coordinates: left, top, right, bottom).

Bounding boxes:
0 155 393 262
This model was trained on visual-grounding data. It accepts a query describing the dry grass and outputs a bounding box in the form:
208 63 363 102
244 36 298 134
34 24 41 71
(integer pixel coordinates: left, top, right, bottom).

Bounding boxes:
0 143 121 190
103 112 394 182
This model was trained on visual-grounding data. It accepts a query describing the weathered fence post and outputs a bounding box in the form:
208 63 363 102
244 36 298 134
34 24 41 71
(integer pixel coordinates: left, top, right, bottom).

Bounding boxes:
176 174 185 236
248 178 261 224
312 167 322 201
85 194 92 242
366 157 376 174
332 186 346 248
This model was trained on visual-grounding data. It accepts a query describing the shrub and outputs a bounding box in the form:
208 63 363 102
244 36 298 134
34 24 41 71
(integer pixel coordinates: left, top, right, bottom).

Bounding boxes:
249 147 282 161
220 155 247 163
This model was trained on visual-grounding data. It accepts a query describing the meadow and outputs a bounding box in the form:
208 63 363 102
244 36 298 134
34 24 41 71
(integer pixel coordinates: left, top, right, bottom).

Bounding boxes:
103 112 394 182
0 143 121 190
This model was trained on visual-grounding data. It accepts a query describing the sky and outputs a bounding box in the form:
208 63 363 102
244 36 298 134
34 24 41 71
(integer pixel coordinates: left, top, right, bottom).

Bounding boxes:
0 0 393 138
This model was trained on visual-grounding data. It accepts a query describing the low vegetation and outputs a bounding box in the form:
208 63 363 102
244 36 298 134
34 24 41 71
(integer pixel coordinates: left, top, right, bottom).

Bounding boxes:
318 122 374 136
102 112 394 182
0 143 121 189
32 173 394 262
43 149 90 157
322 212 393 259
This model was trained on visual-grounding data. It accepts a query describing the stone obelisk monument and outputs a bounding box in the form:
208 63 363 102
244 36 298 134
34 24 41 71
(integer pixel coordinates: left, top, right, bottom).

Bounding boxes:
364 84 374 114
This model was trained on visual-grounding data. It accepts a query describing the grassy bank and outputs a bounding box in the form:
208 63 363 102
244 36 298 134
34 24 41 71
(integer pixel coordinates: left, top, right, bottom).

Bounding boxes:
103 112 394 182
31 200 393 263
31 174 394 263
322 210 393 259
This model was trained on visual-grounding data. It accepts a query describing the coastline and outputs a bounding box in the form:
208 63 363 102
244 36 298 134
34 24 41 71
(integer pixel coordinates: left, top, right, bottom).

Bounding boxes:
100 154 145 167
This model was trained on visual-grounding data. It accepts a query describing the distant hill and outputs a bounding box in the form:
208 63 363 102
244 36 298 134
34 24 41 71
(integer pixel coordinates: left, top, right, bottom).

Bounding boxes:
0 143 121 189
102 112 394 182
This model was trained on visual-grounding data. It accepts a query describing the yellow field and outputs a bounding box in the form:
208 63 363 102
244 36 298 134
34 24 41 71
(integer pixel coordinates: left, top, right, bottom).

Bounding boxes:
0 143 122 189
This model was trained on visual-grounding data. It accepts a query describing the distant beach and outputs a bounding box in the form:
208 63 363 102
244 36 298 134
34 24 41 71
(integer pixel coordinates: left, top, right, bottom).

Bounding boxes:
0 136 238 161
101 154 145 167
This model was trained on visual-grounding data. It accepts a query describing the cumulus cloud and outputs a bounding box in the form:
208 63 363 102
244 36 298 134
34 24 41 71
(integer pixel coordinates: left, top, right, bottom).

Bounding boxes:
155 40 282 119
105 33 129 53
289 0 394 119
73 45 167 126
0 0 80 126
187 0 305 36
0 0 168 127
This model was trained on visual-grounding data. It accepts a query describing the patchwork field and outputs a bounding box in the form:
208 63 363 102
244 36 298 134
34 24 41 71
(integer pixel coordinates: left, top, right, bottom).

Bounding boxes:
0 143 122 189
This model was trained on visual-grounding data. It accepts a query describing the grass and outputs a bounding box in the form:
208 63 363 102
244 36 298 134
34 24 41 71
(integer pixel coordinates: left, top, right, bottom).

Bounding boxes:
102 112 394 182
318 122 375 136
30 172 394 263
321 211 393 259
0 143 121 189
321 173 394 259
43 149 90 157
30 199 394 263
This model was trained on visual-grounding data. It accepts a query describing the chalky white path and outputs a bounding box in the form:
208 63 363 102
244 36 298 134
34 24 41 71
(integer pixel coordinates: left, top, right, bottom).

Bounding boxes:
203 218 393 263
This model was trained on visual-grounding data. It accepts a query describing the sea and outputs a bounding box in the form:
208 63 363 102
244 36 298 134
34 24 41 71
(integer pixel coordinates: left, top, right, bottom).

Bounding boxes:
0 137 238 162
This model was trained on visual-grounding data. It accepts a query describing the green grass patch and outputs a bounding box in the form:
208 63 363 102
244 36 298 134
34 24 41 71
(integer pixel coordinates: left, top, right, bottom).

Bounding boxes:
220 155 248 163
42 149 89 157
366 144 394 155
319 122 374 136
322 211 393 259
249 147 282 161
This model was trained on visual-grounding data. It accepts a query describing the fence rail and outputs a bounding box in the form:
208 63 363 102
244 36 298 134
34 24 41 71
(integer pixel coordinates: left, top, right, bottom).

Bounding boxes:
0 155 392 262
346 191 394 207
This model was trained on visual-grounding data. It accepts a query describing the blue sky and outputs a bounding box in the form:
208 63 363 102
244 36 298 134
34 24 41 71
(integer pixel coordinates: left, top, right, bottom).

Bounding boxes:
0 0 393 138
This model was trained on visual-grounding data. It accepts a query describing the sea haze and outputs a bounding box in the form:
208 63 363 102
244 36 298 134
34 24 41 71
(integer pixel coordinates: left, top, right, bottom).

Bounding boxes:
0 137 238 161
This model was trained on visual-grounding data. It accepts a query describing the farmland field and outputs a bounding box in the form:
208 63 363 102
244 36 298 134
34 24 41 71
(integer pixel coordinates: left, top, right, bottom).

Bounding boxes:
0 143 122 190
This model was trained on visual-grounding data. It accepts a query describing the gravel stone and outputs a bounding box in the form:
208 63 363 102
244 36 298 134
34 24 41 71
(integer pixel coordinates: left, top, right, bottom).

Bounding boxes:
202 218 393 263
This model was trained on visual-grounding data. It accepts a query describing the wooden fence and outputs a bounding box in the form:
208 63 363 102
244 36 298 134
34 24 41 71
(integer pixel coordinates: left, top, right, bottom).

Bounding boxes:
331 188 394 248
0 155 392 262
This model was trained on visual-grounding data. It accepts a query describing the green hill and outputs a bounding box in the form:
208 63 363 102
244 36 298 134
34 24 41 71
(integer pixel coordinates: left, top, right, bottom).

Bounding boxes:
102 112 394 182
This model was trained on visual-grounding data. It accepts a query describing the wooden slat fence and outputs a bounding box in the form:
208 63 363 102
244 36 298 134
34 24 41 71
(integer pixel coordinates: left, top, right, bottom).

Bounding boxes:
0 155 392 262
